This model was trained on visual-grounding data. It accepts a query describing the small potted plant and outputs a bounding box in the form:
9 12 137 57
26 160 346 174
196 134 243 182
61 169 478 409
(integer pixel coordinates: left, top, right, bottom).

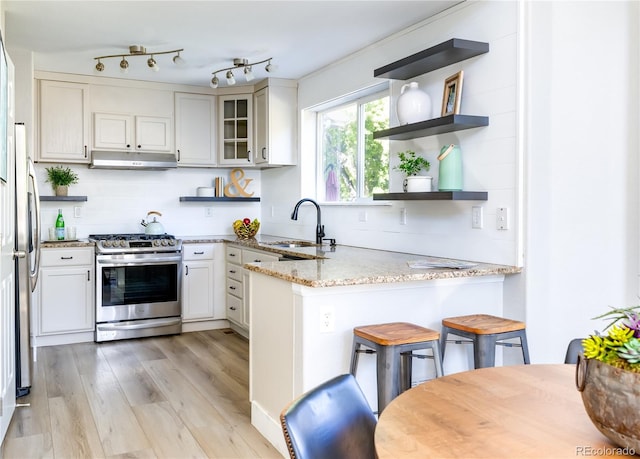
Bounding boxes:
45 165 79 196
394 150 431 192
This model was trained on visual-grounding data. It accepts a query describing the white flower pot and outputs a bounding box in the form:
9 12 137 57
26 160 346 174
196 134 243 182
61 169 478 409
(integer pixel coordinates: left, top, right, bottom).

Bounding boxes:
403 176 432 192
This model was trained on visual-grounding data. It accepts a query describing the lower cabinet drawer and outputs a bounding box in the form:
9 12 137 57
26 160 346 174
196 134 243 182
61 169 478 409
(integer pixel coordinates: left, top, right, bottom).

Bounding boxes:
226 263 242 282
227 278 243 298
226 293 242 323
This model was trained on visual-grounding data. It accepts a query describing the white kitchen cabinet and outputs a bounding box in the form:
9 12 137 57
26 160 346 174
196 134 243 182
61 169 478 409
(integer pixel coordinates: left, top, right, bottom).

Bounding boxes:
253 79 297 166
182 243 225 321
37 80 90 163
218 94 253 165
93 112 172 152
225 245 280 335
34 247 94 338
175 92 217 167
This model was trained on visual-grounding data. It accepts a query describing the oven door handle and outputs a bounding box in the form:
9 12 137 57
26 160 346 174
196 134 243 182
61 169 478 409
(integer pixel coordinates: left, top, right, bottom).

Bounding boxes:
97 317 181 330
97 255 182 266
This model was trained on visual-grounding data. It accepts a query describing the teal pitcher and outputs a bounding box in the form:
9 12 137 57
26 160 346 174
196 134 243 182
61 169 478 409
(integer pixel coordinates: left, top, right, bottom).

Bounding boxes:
438 144 462 191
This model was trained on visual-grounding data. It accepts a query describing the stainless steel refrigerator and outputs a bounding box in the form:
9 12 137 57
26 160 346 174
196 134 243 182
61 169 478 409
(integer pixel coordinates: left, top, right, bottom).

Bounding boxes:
14 122 40 397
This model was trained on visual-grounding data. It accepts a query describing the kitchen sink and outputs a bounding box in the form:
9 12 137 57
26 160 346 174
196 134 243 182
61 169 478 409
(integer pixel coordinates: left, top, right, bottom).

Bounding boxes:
267 241 318 248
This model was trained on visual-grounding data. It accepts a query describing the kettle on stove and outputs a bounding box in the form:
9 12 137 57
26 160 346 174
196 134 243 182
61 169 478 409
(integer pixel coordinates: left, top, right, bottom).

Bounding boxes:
140 211 165 235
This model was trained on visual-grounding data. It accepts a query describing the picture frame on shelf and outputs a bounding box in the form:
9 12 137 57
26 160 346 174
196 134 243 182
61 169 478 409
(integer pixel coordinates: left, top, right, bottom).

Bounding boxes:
441 70 464 116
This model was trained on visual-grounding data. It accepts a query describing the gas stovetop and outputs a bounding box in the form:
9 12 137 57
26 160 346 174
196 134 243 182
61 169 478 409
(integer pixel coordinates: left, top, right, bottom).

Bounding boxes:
89 233 182 254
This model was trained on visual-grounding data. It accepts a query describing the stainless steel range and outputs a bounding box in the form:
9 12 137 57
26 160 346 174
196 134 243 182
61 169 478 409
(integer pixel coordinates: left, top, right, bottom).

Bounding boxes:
89 233 182 342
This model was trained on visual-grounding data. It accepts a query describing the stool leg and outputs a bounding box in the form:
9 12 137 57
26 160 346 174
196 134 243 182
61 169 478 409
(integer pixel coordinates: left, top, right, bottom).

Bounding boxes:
440 326 450 361
475 334 497 368
377 345 401 413
431 340 444 377
401 352 413 391
350 341 361 375
519 330 531 364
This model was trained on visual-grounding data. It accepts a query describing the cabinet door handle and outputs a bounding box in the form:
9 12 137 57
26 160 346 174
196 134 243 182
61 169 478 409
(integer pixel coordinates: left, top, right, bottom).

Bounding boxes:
229 269 236 274
87 270 90 281
137 145 142 149
229 253 236 257
229 286 236 290
247 150 252 162
126 144 131 149
185 265 189 276
60 256 73 260
193 251 204 255
84 145 88 158
177 149 181 161
229 306 237 311
262 147 266 160
254 259 261 262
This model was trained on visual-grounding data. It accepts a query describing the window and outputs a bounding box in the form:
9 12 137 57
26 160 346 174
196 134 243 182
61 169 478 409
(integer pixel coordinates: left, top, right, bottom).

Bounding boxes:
317 91 389 202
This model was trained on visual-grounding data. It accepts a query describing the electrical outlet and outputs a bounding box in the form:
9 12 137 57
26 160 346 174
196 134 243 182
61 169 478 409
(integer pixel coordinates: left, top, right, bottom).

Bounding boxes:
319 307 335 333
205 207 213 217
472 206 483 229
497 207 509 230
74 206 81 218
358 211 368 222
400 208 407 225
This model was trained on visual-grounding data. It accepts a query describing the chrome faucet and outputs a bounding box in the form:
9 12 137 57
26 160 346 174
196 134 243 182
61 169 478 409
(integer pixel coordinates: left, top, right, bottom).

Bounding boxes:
291 198 325 244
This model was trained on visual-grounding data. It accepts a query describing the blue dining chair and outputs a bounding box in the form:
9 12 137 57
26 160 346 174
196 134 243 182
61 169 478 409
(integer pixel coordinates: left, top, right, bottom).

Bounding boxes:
280 374 377 459
565 338 585 364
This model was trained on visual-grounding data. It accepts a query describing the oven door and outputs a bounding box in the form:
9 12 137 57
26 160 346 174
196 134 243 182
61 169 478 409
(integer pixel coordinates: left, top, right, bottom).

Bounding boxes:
96 252 182 323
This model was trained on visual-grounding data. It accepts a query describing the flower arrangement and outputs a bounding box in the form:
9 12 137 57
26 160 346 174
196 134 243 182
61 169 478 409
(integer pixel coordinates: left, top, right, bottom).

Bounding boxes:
582 305 640 373
394 150 430 176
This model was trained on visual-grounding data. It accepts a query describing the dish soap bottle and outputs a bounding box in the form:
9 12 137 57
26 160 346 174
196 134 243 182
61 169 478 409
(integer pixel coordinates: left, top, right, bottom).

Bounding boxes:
55 209 65 240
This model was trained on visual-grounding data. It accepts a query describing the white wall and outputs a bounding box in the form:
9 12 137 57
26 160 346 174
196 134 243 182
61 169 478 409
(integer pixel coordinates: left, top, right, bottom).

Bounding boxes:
262 1 523 266
35 165 261 240
520 0 639 362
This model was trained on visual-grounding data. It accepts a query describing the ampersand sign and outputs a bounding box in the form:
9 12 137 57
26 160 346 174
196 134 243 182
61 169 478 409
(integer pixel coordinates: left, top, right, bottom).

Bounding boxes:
224 168 254 197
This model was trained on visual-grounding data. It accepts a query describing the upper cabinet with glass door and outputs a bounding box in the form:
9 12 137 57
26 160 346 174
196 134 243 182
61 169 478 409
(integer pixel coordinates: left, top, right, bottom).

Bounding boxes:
218 94 253 165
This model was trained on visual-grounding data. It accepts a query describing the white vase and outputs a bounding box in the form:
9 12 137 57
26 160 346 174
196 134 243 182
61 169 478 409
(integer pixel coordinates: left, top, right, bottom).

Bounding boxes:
403 176 432 192
396 82 431 125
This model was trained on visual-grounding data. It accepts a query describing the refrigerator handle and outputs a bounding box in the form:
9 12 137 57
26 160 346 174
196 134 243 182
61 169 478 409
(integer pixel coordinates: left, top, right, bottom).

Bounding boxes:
28 158 41 292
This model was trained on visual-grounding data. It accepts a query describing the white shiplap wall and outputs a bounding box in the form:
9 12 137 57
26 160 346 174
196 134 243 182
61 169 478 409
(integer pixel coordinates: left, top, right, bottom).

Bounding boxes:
262 1 522 267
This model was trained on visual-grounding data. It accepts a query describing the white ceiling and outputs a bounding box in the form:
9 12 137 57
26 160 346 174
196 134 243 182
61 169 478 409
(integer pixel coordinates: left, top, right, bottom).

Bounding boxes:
2 1 460 88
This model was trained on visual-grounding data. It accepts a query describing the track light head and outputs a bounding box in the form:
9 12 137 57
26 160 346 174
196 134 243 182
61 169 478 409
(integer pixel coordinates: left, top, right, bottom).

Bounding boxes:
226 70 236 85
172 51 185 67
265 60 274 72
95 60 104 72
244 65 254 82
210 75 219 89
119 57 129 73
147 56 159 72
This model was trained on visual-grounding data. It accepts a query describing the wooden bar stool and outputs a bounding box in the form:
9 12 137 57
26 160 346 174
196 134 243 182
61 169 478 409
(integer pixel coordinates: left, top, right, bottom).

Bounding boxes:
349 322 443 413
440 314 530 368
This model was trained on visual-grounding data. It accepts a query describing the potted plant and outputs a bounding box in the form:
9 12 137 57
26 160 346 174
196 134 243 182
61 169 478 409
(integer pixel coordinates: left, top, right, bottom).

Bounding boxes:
394 150 431 192
45 165 79 196
577 305 640 451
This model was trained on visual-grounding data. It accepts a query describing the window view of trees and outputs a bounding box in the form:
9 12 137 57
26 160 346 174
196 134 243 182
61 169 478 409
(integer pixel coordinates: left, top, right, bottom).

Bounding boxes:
319 94 389 202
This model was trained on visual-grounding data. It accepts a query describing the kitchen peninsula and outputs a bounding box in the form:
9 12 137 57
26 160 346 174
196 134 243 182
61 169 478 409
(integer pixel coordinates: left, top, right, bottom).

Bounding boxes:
240 238 520 456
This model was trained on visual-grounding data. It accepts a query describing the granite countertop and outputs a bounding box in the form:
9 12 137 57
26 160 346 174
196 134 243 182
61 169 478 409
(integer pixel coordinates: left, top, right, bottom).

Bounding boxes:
40 234 521 288
184 234 521 288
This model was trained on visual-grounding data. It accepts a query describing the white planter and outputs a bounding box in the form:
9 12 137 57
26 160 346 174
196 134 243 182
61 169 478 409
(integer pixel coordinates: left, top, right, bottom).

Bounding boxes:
403 176 432 192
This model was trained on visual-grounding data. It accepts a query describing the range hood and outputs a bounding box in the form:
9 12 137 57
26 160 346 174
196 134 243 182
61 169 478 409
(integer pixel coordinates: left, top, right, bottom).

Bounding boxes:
90 151 177 170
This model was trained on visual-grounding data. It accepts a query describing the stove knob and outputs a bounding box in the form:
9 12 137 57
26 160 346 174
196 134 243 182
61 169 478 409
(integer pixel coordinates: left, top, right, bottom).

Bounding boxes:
169 239 176 246
161 239 168 246
153 240 160 246
104 240 112 247
120 240 127 247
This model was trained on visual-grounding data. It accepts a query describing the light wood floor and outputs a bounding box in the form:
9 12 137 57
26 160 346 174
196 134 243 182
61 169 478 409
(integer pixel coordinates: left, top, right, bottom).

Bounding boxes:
2 329 282 459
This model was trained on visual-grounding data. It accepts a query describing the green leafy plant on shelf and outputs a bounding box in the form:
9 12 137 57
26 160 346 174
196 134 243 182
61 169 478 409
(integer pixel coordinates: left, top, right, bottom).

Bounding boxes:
582 305 640 373
45 165 79 187
394 150 430 176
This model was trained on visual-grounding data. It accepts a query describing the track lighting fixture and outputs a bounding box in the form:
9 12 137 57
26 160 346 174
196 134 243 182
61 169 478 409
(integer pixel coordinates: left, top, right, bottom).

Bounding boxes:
94 45 184 73
210 57 273 86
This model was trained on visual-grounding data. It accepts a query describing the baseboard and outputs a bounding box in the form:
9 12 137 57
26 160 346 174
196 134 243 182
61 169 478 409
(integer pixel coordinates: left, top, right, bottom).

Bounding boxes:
251 400 288 458
181 319 230 333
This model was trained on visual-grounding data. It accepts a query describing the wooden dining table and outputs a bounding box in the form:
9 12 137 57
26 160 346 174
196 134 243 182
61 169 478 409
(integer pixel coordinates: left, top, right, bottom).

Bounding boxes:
375 364 634 458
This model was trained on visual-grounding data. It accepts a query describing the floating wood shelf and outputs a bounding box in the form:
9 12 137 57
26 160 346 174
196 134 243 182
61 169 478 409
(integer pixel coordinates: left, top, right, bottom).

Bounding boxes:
374 38 489 80
373 115 489 140
179 196 261 202
373 191 488 201
40 196 88 202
